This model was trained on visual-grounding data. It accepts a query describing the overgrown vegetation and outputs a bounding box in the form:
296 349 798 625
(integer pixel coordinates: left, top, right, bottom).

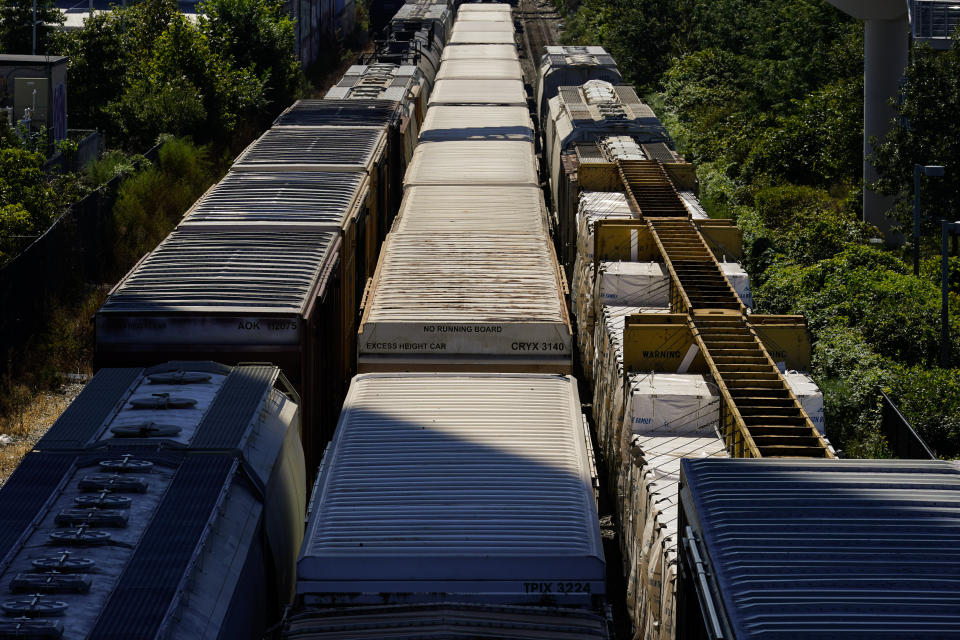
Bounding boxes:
559 0 960 458
54 0 301 151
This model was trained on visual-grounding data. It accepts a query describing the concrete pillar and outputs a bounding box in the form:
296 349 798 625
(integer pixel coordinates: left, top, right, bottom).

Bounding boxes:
863 14 909 239
825 0 910 241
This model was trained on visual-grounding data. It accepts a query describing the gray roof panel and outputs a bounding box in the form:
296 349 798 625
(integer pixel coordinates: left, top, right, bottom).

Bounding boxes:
182 171 365 229
100 229 338 315
299 373 603 602
234 127 385 171
681 458 960 639
274 99 399 127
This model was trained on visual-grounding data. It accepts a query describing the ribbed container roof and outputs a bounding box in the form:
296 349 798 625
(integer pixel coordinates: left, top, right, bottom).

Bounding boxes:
458 3 512 11
299 373 603 593
436 58 523 80
449 30 516 44
456 10 512 21
274 99 399 127
366 233 565 323
681 458 960 639
441 44 518 60
404 141 537 186
451 20 514 34
234 127 384 171
419 105 533 141
395 186 547 234
429 78 526 106
101 229 337 314
181 171 364 229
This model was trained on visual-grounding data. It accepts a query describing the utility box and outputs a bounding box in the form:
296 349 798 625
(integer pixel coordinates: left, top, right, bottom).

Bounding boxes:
0 55 68 140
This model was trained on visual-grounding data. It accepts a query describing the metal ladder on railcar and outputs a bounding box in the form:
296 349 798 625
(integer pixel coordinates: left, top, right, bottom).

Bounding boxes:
613 159 834 458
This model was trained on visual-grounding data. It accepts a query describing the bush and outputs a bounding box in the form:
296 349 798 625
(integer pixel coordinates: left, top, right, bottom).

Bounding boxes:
112 137 217 270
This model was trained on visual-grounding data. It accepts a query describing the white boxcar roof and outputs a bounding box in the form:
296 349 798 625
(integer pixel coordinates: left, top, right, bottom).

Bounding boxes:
298 373 604 601
429 78 526 106
436 58 523 80
452 20 514 34
459 2 512 10
449 30 516 44
420 105 533 142
404 140 537 186
360 233 570 361
456 10 513 21
441 44 518 61
395 185 547 234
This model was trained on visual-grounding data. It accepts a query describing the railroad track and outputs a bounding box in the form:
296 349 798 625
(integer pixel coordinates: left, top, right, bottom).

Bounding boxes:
516 0 560 85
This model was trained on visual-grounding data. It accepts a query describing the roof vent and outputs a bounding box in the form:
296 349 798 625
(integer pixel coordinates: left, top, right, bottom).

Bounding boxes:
110 422 182 438
128 393 197 410
147 371 212 385
48 528 111 546
78 474 148 493
0 618 64 638
1 596 69 617
98 458 153 473
74 494 131 509
54 510 128 528
31 555 95 573
10 574 91 594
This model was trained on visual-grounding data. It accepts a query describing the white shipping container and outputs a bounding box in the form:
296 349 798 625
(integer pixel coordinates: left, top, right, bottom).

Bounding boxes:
626 373 720 435
359 233 570 370
436 59 524 81
449 31 517 45
719 262 753 307
297 373 604 605
404 140 538 187
457 11 513 21
459 2 512 11
452 20 515 34
395 186 548 235
783 371 826 435
595 261 671 308
575 191 635 262
441 44 519 61
420 105 534 142
429 78 526 106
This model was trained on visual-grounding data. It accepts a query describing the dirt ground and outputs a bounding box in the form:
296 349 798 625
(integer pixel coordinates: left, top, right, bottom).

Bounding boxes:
0 381 86 487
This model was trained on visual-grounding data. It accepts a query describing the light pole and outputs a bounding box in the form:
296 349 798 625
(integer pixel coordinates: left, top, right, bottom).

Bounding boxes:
914 164 945 276
941 220 960 368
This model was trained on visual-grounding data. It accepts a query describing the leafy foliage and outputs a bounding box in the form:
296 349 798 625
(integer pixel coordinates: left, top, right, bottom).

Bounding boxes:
567 0 960 457
53 0 300 150
0 0 62 54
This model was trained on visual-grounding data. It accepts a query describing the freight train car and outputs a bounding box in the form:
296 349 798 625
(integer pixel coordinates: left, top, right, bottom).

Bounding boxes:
284 373 609 637
0 362 305 640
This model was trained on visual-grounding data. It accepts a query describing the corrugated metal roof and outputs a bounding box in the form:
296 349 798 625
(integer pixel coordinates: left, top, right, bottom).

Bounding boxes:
436 58 523 80
680 459 960 639
100 229 338 315
234 127 385 172
395 186 547 234
284 603 610 639
181 171 364 229
459 3 511 10
298 373 604 600
441 44 518 60
90 455 238 639
275 99 399 127
449 30 516 44
429 78 526 105
366 232 566 323
456 11 512 20
419 105 533 141
451 20 514 33
404 140 538 186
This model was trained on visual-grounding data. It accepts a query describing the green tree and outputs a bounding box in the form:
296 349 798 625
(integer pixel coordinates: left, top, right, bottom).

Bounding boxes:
0 0 62 54
873 34 960 237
